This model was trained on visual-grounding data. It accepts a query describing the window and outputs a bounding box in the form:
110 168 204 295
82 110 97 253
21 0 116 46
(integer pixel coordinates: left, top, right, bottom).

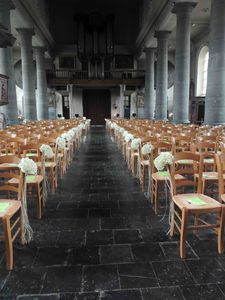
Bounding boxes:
197 46 209 96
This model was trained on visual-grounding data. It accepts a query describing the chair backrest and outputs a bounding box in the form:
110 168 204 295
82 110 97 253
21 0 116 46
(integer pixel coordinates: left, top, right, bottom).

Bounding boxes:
215 153 225 202
0 155 21 164
172 136 192 154
197 134 217 143
20 143 41 161
168 152 203 196
193 141 217 154
0 168 24 201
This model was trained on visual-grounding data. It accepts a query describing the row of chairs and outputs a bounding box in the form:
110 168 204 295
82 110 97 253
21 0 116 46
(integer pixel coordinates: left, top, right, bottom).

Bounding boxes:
0 119 90 270
107 119 225 259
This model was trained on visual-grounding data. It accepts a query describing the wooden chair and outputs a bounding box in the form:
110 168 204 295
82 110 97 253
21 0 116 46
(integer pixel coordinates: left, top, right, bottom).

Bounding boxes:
139 141 153 192
194 153 218 197
0 169 25 270
39 137 58 193
168 152 225 258
151 142 173 214
193 141 217 171
8 145 44 219
172 136 193 155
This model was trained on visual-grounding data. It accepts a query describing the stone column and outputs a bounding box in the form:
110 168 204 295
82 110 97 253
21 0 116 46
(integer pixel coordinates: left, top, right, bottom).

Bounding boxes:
155 31 171 120
0 0 18 124
172 2 197 124
205 0 225 124
119 85 124 118
17 28 37 120
34 47 48 120
144 47 156 119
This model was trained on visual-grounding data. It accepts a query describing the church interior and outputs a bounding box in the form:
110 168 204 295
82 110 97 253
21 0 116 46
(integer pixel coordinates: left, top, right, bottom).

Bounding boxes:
1 0 225 299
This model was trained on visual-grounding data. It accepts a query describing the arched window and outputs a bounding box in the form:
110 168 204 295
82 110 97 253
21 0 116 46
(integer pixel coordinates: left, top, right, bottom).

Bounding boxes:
197 46 209 96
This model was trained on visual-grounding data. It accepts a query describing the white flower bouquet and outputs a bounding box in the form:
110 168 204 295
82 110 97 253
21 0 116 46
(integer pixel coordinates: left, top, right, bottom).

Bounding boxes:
119 127 125 134
79 123 86 130
114 124 119 131
56 136 66 149
19 157 37 175
123 131 128 138
61 132 71 142
131 138 142 150
72 127 79 134
154 152 174 171
40 144 54 159
141 143 153 155
125 133 134 143
68 129 75 139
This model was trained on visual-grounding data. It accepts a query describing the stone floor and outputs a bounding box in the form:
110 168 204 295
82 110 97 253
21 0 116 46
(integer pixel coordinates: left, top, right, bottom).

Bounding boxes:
1 127 225 299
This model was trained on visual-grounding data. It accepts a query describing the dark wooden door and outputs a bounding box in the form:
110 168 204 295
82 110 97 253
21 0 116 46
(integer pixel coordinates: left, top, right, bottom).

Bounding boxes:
83 89 111 125
62 95 70 119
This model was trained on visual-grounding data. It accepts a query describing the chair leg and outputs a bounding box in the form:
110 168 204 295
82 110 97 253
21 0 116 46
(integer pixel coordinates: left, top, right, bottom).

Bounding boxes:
151 179 155 204
218 206 225 254
53 166 57 191
140 165 144 190
132 156 135 176
2 217 13 270
180 208 188 259
155 182 159 214
50 167 55 194
36 184 42 219
170 201 175 237
141 166 146 192
193 214 199 236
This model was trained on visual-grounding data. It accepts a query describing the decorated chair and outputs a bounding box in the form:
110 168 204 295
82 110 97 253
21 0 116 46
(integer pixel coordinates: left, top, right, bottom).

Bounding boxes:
151 142 173 214
5 149 44 219
0 168 25 270
167 152 225 259
39 138 58 193
139 138 157 192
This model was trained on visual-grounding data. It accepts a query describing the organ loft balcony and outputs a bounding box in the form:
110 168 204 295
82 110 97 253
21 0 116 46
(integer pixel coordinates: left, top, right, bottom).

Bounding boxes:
46 69 145 86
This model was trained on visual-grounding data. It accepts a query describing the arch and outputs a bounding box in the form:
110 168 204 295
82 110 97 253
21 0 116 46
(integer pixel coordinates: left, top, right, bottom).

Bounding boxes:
196 45 209 96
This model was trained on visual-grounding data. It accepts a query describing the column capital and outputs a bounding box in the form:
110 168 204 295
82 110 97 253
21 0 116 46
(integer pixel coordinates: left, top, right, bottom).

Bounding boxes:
154 31 171 39
172 1 198 14
16 28 35 37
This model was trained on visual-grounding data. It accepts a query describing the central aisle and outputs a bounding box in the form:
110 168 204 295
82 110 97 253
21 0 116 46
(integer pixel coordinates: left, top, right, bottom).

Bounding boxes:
1 127 225 299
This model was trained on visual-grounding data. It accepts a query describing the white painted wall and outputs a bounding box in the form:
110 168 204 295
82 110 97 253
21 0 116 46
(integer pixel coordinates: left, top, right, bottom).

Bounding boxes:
167 86 174 114
56 92 63 116
110 88 120 118
16 85 23 116
70 87 83 117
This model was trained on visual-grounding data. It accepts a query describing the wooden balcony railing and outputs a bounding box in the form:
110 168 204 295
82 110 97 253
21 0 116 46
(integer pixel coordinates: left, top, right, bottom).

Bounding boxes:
46 69 145 85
